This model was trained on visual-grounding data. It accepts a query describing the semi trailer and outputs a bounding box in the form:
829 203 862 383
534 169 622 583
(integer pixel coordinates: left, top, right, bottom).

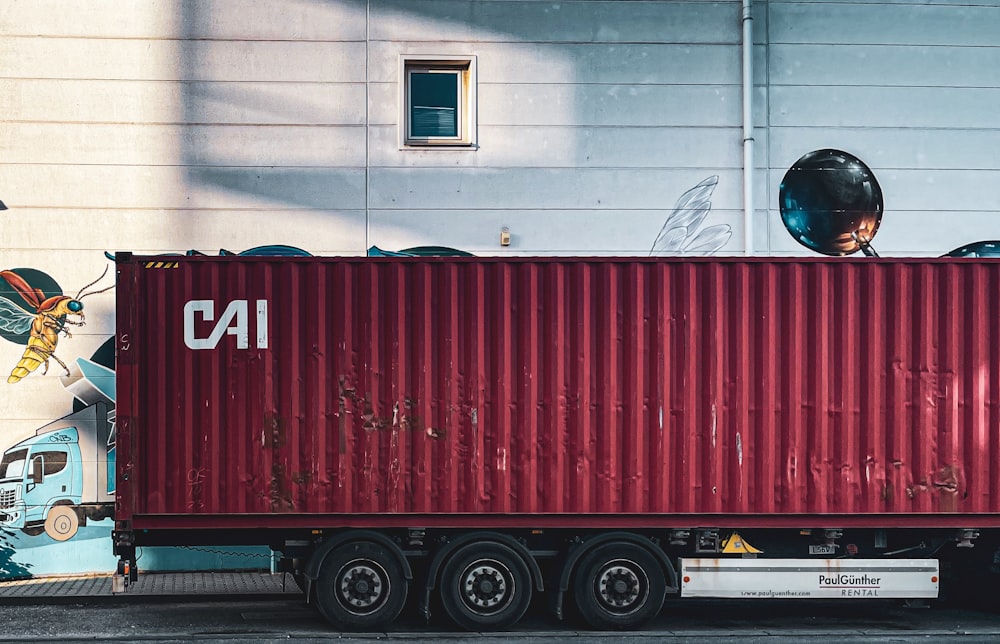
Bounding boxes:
112 253 1000 630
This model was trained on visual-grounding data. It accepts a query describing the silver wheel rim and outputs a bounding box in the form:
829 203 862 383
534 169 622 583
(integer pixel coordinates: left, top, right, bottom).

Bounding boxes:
460 559 514 615
595 559 648 616
336 560 388 615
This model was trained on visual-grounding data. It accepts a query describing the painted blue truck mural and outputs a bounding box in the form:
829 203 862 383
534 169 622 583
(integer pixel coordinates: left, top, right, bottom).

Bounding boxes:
0 401 115 542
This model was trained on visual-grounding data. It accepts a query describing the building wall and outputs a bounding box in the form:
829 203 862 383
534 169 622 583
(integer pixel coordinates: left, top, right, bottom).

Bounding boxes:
765 0 1000 256
1 0 998 577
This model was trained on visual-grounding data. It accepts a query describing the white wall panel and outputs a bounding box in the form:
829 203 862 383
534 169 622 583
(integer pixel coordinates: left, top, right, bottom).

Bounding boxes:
0 208 367 255
371 1 739 44
771 44 1000 88
368 42 740 84
769 127 1000 172
2 80 366 126
0 0 367 39
1 38 365 82
368 125 743 169
1 123 366 167
770 2 1000 46
368 168 746 210
770 86 1000 129
369 82 742 127
0 165 366 210
369 207 743 255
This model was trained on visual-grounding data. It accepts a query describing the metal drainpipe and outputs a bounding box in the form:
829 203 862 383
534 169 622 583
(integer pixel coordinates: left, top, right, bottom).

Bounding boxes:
742 0 754 256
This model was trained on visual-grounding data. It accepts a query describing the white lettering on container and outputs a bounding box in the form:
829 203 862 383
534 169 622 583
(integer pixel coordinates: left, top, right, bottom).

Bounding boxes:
183 299 268 350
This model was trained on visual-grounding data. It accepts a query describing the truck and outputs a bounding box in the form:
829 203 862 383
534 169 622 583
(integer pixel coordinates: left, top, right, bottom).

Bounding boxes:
0 402 114 541
112 253 1000 631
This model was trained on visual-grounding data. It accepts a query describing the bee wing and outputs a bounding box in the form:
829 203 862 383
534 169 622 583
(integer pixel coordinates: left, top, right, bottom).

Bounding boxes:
1 269 46 308
682 225 733 256
651 176 719 255
650 226 689 253
0 295 36 335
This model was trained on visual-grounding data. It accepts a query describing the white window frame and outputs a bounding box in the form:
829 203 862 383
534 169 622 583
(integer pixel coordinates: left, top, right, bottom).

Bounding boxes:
399 55 477 149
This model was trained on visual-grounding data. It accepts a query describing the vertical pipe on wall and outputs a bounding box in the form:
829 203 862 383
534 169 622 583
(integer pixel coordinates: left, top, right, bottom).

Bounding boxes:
742 0 754 256
365 0 371 251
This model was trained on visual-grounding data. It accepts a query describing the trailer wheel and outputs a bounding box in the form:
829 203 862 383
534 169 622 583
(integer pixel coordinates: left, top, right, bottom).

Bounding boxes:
44 505 79 542
573 542 666 630
439 542 532 631
314 541 408 630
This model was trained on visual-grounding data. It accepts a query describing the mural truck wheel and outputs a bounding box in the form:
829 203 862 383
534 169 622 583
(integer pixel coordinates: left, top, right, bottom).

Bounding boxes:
44 505 79 541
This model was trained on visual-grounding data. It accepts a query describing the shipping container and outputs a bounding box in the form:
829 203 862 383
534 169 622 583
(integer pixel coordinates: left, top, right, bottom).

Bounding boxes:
113 254 1000 631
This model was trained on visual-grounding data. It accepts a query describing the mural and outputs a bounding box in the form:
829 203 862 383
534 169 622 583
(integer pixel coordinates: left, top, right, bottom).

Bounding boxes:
779 150 883 257
650 176 732 256
779 149 1000 258
0 264 118 577
0 267 112 382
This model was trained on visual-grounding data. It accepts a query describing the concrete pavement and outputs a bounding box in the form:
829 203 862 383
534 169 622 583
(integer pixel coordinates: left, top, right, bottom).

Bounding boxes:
0 571 303 603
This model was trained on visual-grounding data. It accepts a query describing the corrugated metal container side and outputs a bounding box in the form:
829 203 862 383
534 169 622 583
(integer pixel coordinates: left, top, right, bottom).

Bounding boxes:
115 256 1000 529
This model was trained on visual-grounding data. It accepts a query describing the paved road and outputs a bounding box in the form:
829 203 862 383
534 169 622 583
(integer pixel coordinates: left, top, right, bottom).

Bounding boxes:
2 595 1000 643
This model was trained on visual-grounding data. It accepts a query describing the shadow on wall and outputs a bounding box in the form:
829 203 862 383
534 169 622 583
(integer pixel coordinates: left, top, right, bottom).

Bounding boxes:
176 1 737 253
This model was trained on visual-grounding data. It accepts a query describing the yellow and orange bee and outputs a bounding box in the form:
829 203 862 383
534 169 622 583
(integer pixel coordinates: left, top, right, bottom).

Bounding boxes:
0 267 113 383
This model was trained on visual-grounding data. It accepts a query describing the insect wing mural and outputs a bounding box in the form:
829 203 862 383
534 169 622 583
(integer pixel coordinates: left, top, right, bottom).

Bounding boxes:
650 176 733 257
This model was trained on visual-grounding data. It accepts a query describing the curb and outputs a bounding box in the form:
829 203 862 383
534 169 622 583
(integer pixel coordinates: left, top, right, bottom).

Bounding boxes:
0 572 305 604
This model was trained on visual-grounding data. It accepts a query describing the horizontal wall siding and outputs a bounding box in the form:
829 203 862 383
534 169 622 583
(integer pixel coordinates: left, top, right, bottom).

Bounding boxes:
766 0 1000 257
369 1 740 44
0 0 368 39
368 209 746 256
0 80 365 125
0 124 367 166
0 0 371 260
365 0 745 254
0 165 368 211
118 257 1000 521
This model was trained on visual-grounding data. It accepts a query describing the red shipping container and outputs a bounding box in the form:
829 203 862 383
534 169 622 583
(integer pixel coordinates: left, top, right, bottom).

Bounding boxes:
115 256 1000 530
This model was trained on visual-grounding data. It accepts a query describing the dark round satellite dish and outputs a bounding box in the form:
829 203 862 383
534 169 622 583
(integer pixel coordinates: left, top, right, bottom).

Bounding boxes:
779 149 883 256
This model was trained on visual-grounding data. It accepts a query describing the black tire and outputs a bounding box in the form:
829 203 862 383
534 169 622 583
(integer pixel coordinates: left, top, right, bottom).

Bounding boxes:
290 557 308 595
314 541 408 630
291 572 308 594
573 542 666 630
21 524 45 537
439 542 533 631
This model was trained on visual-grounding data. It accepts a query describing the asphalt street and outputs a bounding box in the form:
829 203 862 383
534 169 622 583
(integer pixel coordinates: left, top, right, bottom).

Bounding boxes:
3 594 1000 643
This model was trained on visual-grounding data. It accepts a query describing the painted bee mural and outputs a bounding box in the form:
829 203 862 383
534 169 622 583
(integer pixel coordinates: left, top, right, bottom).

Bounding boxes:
0 267 113 383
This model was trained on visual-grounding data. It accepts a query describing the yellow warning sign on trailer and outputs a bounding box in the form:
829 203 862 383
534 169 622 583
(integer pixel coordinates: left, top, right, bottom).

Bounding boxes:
721 532 762 554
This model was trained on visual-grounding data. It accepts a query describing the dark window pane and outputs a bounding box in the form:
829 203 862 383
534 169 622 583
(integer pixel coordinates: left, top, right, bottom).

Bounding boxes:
37 450 69 475
410 72 458 137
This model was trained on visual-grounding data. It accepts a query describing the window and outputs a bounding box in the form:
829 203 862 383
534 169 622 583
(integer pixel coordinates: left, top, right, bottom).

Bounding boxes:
1 449 27 480
401 56 477 148
35 450 69 476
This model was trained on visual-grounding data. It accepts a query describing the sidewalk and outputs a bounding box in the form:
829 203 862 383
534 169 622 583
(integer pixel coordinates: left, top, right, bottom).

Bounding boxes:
0 571 304 603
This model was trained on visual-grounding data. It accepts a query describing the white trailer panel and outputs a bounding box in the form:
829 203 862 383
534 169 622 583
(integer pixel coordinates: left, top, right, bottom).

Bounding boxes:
681 559 939 599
